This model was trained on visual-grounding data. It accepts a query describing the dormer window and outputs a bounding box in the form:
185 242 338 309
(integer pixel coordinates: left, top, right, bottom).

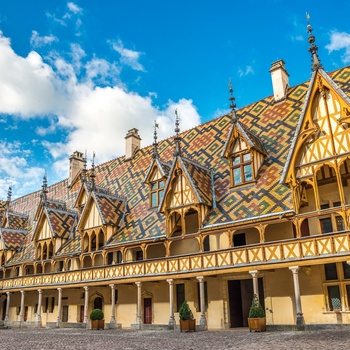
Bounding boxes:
231 151 253 186
150 179 165 208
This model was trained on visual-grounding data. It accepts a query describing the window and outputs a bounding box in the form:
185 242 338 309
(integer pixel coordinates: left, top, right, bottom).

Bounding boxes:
203 236 210 252
230 152 253 186
320 218 333 233
176 284 185 312
136 250 143 261
197 281 208 312
324 263 350 311
150 180 165 207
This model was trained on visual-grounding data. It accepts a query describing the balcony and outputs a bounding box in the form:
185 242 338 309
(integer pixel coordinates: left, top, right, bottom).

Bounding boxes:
1 231 350 290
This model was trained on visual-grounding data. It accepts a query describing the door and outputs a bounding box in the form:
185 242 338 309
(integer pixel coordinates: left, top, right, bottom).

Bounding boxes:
228 278 264 328
62 305 68 322
24 306 28 322
94 297 103 310
79 305 84 322
2 298 7 321
143 298 152 324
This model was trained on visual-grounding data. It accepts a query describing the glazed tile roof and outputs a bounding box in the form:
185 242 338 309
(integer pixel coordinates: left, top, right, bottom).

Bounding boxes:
93 192 126 227
1 229 27 250
45 208 77 239
3 211 28 230
5 65 350 259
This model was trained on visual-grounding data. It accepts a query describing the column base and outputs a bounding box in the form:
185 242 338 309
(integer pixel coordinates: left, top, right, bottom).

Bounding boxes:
296 314 305 330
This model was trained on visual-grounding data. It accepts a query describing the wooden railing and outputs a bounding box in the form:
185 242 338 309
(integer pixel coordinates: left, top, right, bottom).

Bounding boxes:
1 231 350 290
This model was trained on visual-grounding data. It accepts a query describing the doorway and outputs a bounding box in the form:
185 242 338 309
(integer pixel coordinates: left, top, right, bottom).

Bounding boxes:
62 305 69 322
2 298 7 321
228 278 264 328
143 298 152 324
94 297 103 310
79 305 84 322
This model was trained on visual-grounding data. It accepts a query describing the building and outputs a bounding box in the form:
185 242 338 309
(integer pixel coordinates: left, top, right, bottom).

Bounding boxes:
1 22 350 330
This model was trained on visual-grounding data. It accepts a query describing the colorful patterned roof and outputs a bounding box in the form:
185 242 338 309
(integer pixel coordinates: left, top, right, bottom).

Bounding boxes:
3 211 28 230
46 208 77 239
5 65 350 258
1 229 27 250
93 192 126 227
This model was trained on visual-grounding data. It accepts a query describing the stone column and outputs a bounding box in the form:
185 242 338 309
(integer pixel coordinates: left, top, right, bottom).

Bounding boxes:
109 284 116 324
83 286 89 324
197 276 207 327
167 279 175 328
289 266 305 327
4 292 10 322
135 282 142 328
19 290 25 322
249 270 259 301
36 289 43 324
56 288 62 326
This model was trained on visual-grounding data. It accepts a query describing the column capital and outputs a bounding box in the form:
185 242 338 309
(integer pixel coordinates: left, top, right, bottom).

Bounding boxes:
249 270 259 277
166 279 174 285
6 291 10 296
83 286 89 291
20 290 25 295
38 289 42 294
196 276 204 282
289 266 300 273
135 281 142 287
57 287 62 292
109 284 115 290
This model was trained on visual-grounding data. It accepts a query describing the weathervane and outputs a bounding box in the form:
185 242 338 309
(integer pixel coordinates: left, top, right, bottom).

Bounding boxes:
152 120 159 159
90 152 96 191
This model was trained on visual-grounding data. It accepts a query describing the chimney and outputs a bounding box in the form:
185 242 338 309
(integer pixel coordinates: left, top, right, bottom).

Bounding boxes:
69 151 85 185
269 59 289 102
125 128 141 161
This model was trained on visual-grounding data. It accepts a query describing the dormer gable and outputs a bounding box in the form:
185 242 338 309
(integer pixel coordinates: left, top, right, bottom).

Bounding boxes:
222 120 267 187
282 69 350 187
144 158 170 208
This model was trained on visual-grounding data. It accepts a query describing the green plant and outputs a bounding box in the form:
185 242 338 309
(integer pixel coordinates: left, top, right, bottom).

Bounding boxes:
248 294 265 318
179 300 194 321
90 308 104 321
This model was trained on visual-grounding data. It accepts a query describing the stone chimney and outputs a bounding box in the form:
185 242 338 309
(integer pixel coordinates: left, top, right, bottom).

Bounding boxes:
125 128 141 161
69 151 85 185
269 59 289 102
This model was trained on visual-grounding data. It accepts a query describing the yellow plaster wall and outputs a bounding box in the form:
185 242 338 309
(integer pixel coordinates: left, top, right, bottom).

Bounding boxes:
265 222 293 242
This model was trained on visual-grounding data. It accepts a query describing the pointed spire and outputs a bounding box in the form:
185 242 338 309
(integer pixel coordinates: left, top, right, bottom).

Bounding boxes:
152 121 159 159
41 173 48 205
174 109 182 157
90 152 96 191
228 81 237 123
81 150 87 183
306 13 322 72
6 186 12 211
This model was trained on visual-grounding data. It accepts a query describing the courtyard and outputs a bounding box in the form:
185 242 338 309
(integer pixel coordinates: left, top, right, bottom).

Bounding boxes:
0 327 350 350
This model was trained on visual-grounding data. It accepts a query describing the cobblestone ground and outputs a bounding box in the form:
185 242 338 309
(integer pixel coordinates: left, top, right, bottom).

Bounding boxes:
0 328 350 350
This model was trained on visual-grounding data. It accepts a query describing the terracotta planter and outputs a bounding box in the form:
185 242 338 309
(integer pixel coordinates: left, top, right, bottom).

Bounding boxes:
180 319 196 332
248 317 266 332
91 319 105 330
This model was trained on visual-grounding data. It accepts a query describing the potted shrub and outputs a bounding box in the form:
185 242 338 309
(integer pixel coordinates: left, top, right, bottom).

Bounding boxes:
90 308 104 330
248 294 266 332
179 300 195 332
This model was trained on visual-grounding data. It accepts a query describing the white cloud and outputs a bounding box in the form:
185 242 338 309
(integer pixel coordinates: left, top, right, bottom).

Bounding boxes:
67 2 82 15
238 65 254 77
0 31 202 195
326 31 350 63
30 31 58 48
111 39 145 71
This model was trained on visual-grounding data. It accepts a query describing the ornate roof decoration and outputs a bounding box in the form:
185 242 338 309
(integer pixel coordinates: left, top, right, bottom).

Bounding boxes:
174 109 182 157
307 13 322 72
222 82 267 158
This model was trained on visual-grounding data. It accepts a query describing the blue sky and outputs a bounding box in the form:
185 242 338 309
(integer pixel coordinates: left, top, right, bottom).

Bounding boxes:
1 0 350 200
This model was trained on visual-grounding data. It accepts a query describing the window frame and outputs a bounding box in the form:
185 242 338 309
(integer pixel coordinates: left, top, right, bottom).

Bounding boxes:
149 178 165 208
229 150 254 187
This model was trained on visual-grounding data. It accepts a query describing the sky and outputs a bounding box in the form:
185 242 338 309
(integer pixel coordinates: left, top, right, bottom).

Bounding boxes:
1 0 350 200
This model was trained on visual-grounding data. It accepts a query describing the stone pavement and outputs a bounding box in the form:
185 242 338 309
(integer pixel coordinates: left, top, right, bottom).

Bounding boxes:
0 327 350 350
